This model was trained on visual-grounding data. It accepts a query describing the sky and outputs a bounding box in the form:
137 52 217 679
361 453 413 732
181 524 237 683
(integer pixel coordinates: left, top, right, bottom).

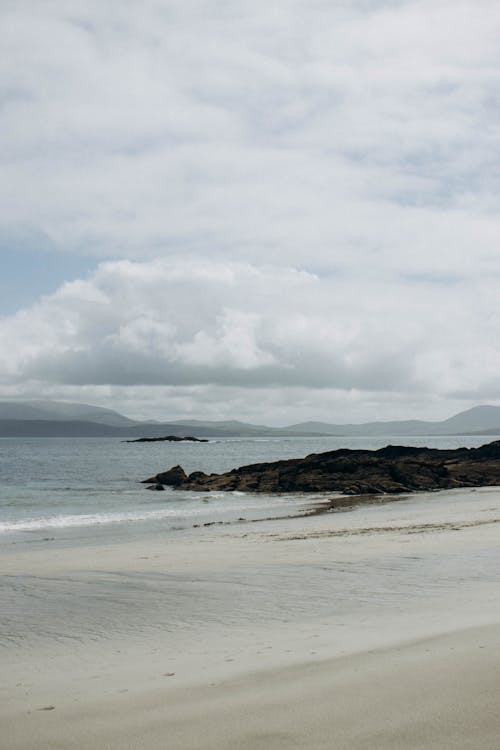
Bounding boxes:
1 0 500 425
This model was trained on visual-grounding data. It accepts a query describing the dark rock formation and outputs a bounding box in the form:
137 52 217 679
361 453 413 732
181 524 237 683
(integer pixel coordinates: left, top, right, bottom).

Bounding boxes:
125 435 208 443
144 465 188 487
141 441 500 495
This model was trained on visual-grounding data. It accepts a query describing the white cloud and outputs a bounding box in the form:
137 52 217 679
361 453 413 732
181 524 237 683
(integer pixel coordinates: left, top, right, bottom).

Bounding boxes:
1 257 500 422
2 0 500 270
2 1 500 421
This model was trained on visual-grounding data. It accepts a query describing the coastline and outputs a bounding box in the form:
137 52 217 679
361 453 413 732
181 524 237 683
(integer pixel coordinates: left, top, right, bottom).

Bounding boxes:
3 486 500 748
142 439 500 494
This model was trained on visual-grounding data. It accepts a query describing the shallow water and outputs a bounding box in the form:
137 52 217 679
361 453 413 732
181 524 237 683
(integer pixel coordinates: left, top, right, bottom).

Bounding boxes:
2 484 500 658
0 434 496 547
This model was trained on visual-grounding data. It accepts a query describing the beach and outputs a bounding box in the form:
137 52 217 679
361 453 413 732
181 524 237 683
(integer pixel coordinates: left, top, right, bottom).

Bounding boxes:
4 624 500 750
2 484 500 749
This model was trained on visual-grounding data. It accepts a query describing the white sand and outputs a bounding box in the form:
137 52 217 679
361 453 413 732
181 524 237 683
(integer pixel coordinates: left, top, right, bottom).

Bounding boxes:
3 624 500 750
2 487 500 749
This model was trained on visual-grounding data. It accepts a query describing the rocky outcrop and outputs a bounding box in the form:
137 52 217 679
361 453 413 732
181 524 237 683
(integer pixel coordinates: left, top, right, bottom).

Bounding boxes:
125 435 208 443
142 441 500 495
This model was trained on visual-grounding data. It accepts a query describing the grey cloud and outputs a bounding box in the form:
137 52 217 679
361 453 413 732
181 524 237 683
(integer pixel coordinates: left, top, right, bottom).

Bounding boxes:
25 343 412 391
0 258 497 402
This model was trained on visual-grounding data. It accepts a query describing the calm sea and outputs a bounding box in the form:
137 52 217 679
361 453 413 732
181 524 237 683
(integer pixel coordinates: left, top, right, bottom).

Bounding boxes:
0 434 495 548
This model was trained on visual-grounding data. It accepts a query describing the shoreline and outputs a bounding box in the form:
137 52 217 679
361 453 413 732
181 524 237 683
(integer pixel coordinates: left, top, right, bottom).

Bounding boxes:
3 487 500 748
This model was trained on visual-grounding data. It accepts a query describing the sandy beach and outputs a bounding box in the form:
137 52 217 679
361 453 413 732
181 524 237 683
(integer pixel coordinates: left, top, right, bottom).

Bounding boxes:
2 486 500 749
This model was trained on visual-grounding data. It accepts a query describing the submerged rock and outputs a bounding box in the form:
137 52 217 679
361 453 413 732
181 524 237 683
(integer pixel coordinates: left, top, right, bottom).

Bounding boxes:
141 441 500 495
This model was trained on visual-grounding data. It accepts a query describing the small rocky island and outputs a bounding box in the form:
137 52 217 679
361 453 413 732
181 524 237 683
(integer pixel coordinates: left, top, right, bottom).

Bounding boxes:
142 441 500 494
125 435 208 443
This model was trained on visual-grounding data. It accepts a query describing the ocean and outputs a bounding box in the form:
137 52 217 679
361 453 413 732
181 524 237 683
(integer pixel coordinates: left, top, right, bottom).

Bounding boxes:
0 434 495 549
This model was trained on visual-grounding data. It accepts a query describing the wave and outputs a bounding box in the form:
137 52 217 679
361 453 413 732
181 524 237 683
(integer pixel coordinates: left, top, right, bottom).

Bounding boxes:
0 506 203 533
0 495 278 534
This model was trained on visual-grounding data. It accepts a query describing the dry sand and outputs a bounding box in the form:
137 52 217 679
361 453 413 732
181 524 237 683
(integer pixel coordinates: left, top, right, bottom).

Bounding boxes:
2 487 500 749
3 624 500 750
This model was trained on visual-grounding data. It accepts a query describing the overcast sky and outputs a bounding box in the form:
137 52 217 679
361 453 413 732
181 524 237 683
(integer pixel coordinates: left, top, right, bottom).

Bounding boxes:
1 0 500 424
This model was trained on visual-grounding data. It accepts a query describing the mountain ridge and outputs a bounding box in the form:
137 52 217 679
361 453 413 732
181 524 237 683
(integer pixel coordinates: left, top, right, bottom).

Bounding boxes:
1 401 500 437
0 400 135 427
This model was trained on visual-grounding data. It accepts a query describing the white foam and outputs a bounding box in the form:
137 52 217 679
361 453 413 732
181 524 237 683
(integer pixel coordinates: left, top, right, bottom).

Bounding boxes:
0 506 203 533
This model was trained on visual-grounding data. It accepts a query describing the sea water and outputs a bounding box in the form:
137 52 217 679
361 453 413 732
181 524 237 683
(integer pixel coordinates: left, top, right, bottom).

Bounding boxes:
0 434 494 549
2 434 500 664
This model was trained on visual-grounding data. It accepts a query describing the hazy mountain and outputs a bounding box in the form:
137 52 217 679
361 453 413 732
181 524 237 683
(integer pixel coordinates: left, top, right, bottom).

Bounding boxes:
434 405 500 434
285 419 430 436
288 406 500 437
0 420 236 438
166 419 302 436
0 419 130 437
1 401 500 438
0 400 137 427
0 418 324 438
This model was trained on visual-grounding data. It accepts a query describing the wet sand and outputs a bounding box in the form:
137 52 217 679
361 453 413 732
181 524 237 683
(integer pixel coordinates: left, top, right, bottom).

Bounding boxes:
2 487 500 749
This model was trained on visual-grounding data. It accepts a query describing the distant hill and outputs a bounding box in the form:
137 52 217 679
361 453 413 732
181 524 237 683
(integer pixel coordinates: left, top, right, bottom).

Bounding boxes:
1 401 500 438
288 406 500 437
166 418 303 437
0 419 131 437
0 418 324 438
433 405 500 434
0 400 136 427
285 419 430 437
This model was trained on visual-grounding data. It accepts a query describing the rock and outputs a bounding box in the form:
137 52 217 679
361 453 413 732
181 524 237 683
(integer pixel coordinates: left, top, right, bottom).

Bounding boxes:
141 441 500 495
125 435 208 443
146 483 165 491
188 471 208 481
142 465 188 486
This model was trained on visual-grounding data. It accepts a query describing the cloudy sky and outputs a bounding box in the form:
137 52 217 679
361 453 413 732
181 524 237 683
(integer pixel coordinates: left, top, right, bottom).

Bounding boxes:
1 0 500 424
